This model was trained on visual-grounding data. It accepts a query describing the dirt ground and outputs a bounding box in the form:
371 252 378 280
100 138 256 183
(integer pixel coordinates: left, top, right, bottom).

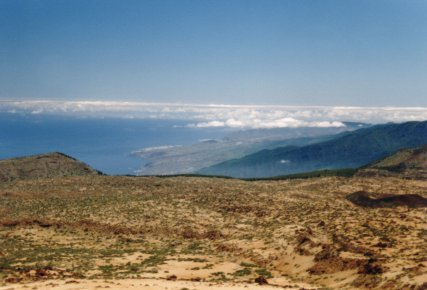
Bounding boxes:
0 175 426 289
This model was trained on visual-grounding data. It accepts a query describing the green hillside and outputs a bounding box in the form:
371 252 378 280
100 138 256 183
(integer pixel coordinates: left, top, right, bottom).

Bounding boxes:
356 145 427 179
198 121 427 178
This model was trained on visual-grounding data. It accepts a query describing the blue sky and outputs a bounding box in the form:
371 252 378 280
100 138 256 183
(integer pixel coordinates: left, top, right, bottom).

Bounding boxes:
1 0 426 106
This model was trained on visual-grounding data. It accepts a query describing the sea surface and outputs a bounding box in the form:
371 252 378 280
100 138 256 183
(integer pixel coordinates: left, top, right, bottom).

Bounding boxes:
0 113 231 175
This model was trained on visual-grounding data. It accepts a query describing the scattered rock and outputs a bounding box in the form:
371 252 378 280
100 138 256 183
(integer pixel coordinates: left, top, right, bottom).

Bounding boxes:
317 220 325 227
358 258 384 275
166 274 177 281
255 276 268 285
4 277 22 283
314 244 338 262
375 242 388 248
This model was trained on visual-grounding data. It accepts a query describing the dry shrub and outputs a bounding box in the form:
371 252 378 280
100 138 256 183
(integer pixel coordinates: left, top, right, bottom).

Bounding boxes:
181 227 201 239
0 217 141 235
203 229 223 240
181 227 223 240
215 242 239 253
218 204 267 217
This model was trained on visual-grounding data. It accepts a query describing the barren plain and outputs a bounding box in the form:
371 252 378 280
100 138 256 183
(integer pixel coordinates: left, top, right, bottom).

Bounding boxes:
0 175 426 289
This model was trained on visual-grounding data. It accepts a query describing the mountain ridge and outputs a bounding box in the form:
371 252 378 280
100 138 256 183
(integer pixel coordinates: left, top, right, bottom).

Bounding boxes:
198 121 427 178
134 122 370 175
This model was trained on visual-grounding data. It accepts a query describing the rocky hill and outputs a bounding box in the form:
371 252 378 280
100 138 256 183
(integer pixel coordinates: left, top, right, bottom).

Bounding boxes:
0 152 101 181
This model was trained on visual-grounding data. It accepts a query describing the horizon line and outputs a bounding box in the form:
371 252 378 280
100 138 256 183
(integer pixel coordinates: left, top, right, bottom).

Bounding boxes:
1 99 427 111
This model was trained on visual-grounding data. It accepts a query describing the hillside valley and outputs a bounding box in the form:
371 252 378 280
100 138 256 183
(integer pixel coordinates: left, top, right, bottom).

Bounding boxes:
200 121 427 178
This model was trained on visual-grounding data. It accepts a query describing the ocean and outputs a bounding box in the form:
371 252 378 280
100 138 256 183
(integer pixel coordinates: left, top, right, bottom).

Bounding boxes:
0 113 231 175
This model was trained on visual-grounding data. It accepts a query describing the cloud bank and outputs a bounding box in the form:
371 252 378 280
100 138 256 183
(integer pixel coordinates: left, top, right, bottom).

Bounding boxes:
1 100 427 129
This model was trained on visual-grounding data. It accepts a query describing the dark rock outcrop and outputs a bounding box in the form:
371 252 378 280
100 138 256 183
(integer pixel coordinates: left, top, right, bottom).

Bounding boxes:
346 191 427 208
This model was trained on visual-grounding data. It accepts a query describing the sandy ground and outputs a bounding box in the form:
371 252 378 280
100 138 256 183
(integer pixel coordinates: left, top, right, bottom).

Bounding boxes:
0 278 312 290
1 175 426 289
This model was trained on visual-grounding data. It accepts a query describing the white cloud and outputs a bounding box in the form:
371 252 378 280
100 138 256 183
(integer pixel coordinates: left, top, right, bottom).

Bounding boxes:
133 145 182 153
189 121 225 128
190 118 346 129
1 100 427 129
